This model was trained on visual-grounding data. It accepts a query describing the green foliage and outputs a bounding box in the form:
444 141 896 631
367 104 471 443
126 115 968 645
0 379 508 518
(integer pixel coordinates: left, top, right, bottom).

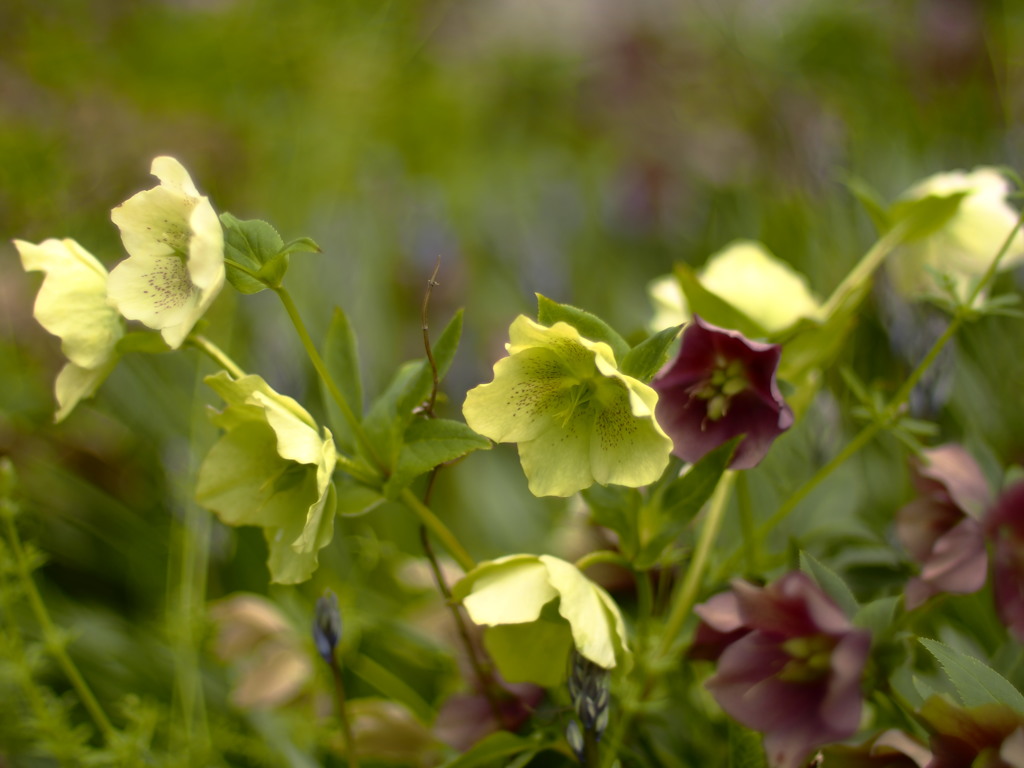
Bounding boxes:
919 639 1024 714
536 293 630 362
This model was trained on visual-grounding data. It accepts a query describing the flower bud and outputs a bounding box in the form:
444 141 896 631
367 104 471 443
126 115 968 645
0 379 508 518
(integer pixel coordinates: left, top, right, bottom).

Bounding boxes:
313 589 342 664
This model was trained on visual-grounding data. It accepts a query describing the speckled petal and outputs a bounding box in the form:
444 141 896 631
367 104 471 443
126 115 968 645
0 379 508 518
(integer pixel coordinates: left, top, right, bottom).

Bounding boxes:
107 252 198 344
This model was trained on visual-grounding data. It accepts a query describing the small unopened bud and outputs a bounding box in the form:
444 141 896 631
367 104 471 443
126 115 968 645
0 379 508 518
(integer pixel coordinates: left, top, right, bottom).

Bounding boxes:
313 589 341 664
567 650 611 737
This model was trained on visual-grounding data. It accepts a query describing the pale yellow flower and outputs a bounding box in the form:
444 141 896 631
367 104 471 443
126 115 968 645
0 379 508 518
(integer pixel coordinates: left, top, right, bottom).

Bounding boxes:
14 238 123 421
108 156 224 348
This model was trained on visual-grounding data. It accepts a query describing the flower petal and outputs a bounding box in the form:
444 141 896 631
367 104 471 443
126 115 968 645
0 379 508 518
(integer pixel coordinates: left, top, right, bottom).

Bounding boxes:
541 555 620 670
54 360 116 423
15 238 122 369
588 377 672 487
107 252 198 341
458 556 559 626
517 407 595 497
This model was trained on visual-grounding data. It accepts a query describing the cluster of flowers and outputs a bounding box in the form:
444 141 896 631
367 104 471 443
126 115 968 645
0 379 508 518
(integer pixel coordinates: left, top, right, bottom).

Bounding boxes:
15 158 1024 767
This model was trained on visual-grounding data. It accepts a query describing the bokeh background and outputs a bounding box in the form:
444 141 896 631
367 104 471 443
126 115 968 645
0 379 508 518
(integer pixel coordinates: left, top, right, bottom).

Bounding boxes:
3 0 1024 764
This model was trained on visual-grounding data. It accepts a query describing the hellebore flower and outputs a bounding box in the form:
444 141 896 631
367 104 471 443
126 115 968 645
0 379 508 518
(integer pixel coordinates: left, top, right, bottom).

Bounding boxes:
452 554 630 687
693 572 871 768
209 593 313 709
896 444 992 610
647 240 822 334
820 730 932 768
196 372 337 584
985 480 1024 644
887 167 1024 304
14 238 124 422
108 156 225 349
918 695 1024 768
652 315 793 469
463 315 672 497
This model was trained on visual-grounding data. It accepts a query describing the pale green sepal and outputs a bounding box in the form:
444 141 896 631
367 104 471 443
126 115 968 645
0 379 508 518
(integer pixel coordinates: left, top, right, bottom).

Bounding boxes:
109 156 225 348
463 315 672 498
54 360 116 423
198 372 337 584
453 554 630 685
888 167 1024 303
15 238 123 369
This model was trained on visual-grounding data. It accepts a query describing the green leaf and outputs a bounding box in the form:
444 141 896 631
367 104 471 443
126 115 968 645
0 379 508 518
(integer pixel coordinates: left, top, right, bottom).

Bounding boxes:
799 551 858 618
729 721 768 768
279 236 321 255
536 294 630 362
362 311 464 468
334 477 383 517
675 264 768 339
438 731 540 768
853 596 900 636
919 638 1024 714
255 252 289 288
384 418 491 498
635 436 739 568
322 307 364 451
620 324 682 382
842 175 892 235
220 213 285 294
890 192 969 242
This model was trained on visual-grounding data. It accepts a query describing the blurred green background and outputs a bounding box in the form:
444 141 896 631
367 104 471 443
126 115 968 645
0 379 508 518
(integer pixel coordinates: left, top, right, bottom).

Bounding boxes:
2 0 1024 763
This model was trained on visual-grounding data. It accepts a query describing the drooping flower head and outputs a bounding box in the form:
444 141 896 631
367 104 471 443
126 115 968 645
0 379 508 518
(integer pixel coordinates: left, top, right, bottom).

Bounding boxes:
107 156 224 349
452 554 630 687
652 315 793 469
985 480 1024 643
693 572 871 768
14 238 124 422
897 444 991 610
196 372 337 584
463 315 672 497
887 167 1024 304
648 241 821 334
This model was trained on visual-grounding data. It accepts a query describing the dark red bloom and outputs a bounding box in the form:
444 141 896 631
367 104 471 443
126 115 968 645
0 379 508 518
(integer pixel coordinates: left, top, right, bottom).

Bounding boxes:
897 445 992 610
918 695 1024 768
693 572 871 768
985 480 1024 644
652 315 793 469
819 730 932 768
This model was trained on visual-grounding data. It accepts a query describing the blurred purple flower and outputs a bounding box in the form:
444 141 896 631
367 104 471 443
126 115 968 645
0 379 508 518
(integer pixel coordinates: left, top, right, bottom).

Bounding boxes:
693 572 871 768
985 480 1024 644
652 315 793 469
896 445 992 610
918 695 1024 768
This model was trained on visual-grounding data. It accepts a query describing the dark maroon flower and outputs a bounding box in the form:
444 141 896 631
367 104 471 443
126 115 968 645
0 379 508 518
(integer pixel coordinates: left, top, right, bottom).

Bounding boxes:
693 572 871 768
985 480 1024 644
918 695 1024 768
652 315 793 469
897 445 992 610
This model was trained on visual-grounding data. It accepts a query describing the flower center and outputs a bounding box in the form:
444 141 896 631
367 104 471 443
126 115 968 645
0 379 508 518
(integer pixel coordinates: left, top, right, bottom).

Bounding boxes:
556 380 595 427
777 634 836 683
689 355 749 425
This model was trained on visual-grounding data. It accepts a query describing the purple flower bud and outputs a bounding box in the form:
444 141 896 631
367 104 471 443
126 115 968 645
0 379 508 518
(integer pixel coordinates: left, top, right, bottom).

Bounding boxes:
694 572 871 768
652 315 793 469
897 445 991 610
313 589 342 664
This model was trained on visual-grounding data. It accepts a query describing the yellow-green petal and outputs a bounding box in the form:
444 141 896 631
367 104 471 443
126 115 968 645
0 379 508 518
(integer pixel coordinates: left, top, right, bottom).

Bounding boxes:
460 556 559 625
15 238 122 369
54 361 116 423
483 619 573 686
541 555 623 669
516 407 595 497
588 379 672 488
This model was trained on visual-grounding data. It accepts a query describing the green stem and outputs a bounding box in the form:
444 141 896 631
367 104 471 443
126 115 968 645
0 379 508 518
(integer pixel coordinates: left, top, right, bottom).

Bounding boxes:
274 286 383 472
330 661 359 768
186 334 246 379
658 470 736 660
1 499 115 744
399 489 475 572
735 471 757 574
819 224 907 318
